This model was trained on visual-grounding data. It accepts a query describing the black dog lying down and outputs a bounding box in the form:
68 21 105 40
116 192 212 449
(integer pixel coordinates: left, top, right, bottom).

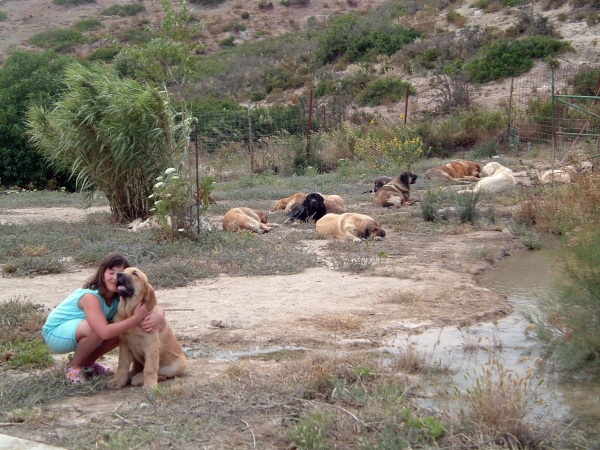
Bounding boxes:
285 192 327 223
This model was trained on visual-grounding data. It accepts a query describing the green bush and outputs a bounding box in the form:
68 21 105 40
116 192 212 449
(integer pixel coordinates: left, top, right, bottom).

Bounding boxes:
119 29 154 44
0 10 7 22
570 66 600 96
465 36 570 83
219 35 236 47
87 47 121 61
315 11 420 64
73 18 103 32
29 29 86 53
356 77 414 106
189 0 226 4
100 4 145 16
0 50 77 189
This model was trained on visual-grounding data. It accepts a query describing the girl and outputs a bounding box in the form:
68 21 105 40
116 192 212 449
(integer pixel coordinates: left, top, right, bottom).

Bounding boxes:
42 253 165 383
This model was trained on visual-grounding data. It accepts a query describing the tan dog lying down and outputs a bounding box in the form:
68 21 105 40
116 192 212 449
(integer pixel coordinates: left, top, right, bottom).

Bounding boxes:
539 161 594 185
273 193 346 214
107 267 187 391
316 213 386 243
373 172 418 207
424 160 481 183
457 162 516 194
222 207 278 234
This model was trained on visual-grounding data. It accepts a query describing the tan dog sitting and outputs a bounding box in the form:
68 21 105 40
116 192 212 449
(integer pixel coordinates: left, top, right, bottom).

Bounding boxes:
373 172 418 207
222 207 278 234
273 193 346 214
424 160 481 183
107 268 187 391
316 213 386 243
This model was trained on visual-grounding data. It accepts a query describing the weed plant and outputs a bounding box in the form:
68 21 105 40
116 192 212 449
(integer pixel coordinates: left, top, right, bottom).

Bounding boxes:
100 4 146 16
29 29 86 53
73 18 102 32
455 190 481 224
0 10 7 22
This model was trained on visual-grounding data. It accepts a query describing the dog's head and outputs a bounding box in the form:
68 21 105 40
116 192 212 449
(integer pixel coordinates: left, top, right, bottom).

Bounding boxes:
580 160 594 174
361 221 386 239
481 162 505 177
398 171 418 186
254 209 269 224
305 193 325 215
116 267 157 317
470 163 482 177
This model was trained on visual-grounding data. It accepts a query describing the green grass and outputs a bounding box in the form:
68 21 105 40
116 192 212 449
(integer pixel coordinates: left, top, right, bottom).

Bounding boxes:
29 29 86 53
73 18 103 32
100 4 145 16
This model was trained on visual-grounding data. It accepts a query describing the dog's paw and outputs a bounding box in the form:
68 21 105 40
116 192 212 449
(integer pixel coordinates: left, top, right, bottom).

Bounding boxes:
131 373 144 386
374 236 383 241
352 237 362 243
107 377 127 390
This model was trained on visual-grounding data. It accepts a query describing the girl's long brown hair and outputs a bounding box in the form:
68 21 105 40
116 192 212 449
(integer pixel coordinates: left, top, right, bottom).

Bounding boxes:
82 253 131 299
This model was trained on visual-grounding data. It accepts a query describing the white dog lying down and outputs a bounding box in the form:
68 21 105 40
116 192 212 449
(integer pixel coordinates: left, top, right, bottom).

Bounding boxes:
539 161 594 185
458 162 516 194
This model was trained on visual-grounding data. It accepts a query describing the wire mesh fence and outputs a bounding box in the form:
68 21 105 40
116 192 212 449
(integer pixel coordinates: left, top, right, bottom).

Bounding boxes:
509 64 600 159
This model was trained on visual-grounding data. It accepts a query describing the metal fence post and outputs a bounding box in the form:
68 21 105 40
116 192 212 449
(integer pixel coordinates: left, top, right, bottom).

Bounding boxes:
248 105 253 173
194 119 200 235
404 84 409 124
551 68 556 160
507 77 514 135
306 90 313 161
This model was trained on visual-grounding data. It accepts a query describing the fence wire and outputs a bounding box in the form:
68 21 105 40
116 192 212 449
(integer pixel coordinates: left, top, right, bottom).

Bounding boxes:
510 65 600 157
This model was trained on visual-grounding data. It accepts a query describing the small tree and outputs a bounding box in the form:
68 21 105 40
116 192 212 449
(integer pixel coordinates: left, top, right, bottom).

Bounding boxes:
26 62 191 223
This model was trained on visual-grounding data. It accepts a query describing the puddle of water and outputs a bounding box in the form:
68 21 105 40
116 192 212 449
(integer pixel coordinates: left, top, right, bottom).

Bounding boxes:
386 249 600 444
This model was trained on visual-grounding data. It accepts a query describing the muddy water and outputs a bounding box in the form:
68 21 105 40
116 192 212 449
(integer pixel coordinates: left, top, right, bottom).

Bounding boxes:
392 249 600 444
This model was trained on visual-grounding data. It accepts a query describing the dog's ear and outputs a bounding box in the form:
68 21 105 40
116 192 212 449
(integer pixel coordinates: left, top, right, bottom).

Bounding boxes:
145 283 157 311
400 172 410 185
411 173 418 184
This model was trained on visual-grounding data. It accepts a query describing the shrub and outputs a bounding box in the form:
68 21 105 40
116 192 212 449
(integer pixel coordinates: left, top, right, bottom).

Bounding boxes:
29 29 86 53
345 119 424 170
189 0 226 4
465 36 570 83
570 66 600 96
119 29 154 44
315 11 420 64
87 47 121 61
73 18 103 32
281 0 311 5
100 4 146 16
356 76 414 106
219 35 236 47
0 10 7 22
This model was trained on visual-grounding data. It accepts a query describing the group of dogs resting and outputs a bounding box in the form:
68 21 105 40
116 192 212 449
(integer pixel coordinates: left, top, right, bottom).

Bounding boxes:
104 158 594 391
220 158 592 242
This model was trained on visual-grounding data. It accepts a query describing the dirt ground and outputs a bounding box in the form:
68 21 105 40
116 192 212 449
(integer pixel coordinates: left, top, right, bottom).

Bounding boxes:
0 202 519 359
0 191 527 446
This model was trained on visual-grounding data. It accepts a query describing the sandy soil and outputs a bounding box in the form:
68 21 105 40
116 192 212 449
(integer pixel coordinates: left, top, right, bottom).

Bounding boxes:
0 201 524 444
1 203 519 357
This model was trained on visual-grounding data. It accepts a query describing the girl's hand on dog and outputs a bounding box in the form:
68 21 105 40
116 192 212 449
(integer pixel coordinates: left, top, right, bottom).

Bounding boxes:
133 301 151 322
140 311 161 333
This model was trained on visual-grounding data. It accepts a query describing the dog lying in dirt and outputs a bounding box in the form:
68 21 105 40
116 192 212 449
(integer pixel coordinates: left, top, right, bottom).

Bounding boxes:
316 213 386 242
373 172 418 207
285 192 328 223
539 161 594 185
107 268 187 391
424 160 481 183
222 207 278 234
457 162 516 194
273 193 345 214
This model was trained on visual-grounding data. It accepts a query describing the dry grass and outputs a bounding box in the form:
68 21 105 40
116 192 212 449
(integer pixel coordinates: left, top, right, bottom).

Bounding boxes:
314 313 362 331
384 289 422 304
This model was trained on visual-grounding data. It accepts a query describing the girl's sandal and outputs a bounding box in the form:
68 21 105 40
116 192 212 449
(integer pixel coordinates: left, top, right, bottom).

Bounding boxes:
86 362 115 376
65 366 85 384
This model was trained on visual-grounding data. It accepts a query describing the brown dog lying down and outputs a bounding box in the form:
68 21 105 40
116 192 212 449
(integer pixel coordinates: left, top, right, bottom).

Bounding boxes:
316 213 386 243
424 160 481 183
373 172 418 207
107 268 187 391
222 207 278 234
273 193 346 214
